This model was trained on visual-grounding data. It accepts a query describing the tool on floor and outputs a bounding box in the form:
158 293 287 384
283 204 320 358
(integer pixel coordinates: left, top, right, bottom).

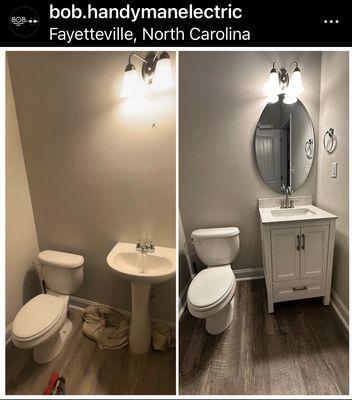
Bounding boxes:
51 377 66 395
43 372 59 395
43 372 66 395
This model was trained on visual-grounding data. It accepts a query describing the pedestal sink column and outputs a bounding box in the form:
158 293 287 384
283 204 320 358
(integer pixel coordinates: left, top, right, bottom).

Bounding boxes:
129 281 152 354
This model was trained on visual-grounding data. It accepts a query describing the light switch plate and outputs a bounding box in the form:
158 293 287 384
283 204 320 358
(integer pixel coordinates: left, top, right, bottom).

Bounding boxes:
331 162 338 178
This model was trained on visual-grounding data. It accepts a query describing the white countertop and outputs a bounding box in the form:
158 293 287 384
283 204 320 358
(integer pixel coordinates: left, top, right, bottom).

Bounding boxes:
259 204 337 224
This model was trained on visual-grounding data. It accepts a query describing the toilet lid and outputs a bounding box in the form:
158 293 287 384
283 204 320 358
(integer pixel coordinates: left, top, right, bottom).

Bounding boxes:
12 294 65 340
188 266 235 308
192 227 240 239
38 250 84 268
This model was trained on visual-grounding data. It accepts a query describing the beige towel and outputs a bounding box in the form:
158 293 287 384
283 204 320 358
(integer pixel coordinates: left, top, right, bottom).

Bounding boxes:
82 305 129 350
152 324 176 351
82 305 176 351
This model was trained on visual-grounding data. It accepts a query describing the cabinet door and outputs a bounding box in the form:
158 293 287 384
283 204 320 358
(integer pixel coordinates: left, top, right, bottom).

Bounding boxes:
271 227 301 282
300 225 329 279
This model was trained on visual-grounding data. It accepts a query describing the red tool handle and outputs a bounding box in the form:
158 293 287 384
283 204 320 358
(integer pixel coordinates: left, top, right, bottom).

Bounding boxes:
43 372 59 395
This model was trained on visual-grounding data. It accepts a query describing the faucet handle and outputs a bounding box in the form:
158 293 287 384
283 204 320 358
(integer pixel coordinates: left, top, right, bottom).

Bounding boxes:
146 241 155 252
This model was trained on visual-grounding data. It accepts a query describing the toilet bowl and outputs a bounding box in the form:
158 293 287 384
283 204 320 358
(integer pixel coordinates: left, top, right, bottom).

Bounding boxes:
11 250 84 364
187 227 240 334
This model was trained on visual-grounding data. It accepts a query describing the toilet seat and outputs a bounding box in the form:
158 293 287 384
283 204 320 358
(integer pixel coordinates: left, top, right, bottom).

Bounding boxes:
187 266 236 318
12 294 67 348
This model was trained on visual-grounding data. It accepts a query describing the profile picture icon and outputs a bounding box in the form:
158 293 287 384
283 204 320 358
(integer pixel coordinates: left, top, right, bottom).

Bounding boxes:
9 6 40 37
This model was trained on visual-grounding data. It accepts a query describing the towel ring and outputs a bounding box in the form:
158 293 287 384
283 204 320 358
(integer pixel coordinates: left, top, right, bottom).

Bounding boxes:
323 127 336 154
304 139 313 159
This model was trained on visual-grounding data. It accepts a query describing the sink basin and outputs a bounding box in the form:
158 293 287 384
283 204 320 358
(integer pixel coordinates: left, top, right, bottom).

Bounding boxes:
271 208 315 217
107 242 175 284
107 242 175 355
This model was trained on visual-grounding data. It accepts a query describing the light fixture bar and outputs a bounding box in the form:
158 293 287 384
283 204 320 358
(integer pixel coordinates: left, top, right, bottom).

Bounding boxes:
120 51 173 98
264 61 303 105
128 53 148 64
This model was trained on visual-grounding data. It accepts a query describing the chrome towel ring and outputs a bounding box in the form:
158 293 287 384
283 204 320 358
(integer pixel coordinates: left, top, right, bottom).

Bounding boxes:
304 138 313 159
323 127 336 154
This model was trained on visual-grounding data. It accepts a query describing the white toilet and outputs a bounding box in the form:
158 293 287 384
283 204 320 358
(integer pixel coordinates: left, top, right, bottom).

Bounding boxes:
187 227 240 334
11 250 84 364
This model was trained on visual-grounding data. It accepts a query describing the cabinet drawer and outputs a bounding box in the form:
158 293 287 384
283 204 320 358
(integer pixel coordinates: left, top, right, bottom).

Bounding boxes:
273 278 325 302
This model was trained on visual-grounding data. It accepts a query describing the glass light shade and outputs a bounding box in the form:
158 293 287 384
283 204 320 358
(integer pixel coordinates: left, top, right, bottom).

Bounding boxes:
263 70 280 96
153 57 174 90
290 68 304 96
267 94 279 104
283 91 297 104
120 67 140 98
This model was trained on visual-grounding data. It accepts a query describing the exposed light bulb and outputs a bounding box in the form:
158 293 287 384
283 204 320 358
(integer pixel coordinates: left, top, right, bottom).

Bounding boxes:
290 67 304 96
153 52 174 90
263 68 280 97
120 63 141 98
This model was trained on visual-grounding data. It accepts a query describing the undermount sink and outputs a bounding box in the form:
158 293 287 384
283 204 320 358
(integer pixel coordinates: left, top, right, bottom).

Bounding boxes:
107 242 175 355
271 208 315 217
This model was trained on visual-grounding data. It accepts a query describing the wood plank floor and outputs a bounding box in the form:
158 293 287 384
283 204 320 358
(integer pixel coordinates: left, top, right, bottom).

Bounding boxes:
179 279 349 395
6 308 176 395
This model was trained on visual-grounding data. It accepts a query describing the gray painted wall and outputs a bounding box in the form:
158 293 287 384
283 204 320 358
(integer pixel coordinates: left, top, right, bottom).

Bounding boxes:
178 212 192 311
7 52 176 322
6 60 40 326
316 52 349 309
179 51 322 271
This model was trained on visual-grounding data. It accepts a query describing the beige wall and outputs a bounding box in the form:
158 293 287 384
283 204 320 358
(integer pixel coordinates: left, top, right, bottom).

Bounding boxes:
179 212 192 298
7 52 176 322
179 52 322 270
316 52 349 309
6 60 40 326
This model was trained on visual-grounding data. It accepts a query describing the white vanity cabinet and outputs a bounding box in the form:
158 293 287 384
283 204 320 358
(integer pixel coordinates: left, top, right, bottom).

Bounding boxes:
259 199 337 313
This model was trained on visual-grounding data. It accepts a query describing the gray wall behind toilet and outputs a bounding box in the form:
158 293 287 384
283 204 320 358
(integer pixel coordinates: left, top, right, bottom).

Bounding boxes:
7 52 176 322
179 51 321 273
6 60 40 326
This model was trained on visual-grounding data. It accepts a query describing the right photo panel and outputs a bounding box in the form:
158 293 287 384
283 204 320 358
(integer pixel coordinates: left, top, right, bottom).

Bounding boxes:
178 51 349 396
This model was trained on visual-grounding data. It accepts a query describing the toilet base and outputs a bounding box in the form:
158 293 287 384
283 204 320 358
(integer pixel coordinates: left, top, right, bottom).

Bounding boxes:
33 318 72 364
205 297 235 335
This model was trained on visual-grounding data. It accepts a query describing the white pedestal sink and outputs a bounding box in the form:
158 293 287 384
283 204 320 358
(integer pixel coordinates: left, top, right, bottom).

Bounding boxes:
107 242 175 355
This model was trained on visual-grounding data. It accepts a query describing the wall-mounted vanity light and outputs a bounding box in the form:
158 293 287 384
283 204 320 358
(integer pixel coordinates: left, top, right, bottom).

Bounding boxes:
120 51 174 98
264 62 304 104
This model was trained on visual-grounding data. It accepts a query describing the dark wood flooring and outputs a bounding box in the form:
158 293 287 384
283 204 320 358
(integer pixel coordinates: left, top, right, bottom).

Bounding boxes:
6 308 175 395
179 279 349 395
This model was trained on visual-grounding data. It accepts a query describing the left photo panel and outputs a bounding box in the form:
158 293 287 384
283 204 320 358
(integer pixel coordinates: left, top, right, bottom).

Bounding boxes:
5 51 176 395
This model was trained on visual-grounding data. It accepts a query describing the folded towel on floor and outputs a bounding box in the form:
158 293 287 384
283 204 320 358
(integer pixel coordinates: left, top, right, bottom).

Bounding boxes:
82 304 176 351
82 305 129 350
152 324 176 351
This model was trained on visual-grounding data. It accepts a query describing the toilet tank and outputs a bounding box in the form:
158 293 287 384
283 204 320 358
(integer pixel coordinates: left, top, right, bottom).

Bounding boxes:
191 227 240 266
38 250 84 295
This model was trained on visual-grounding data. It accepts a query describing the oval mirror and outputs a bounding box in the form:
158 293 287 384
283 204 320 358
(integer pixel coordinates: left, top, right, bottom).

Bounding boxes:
255 95 314 193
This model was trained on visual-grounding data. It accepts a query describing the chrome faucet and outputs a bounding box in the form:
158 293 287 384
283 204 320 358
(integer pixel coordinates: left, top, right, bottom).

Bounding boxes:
136 240 155 253
280 185 294 208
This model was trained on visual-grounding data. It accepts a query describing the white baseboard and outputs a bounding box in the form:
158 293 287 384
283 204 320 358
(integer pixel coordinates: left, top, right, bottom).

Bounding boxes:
331 290 349 332
69 295 175 328
6 323 12 346
5 295 175 348
234 267 264 281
